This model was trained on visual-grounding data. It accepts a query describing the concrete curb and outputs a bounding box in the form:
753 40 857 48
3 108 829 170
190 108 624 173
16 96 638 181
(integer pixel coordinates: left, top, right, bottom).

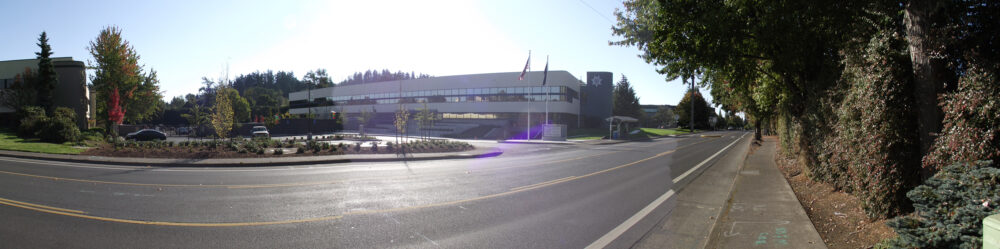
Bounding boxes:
0 147 503 167
701 136 754 249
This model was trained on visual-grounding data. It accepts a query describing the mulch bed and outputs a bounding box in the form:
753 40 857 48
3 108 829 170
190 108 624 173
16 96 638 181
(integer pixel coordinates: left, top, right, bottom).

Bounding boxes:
770 137 895 249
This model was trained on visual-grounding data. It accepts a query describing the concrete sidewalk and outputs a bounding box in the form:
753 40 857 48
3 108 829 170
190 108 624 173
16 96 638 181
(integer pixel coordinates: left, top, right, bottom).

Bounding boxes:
633 132 752 249
705 137 825 248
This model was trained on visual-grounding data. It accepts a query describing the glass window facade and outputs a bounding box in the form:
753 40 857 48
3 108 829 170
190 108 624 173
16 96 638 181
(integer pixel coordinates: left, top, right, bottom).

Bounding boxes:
290 86 580 109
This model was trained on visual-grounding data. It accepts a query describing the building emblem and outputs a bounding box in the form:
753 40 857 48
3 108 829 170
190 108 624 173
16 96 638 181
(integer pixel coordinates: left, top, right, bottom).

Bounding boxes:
590 75 603 86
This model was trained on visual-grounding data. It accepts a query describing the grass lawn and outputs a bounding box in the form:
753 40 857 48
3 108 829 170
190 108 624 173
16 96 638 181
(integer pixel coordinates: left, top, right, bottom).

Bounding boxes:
568 128 609 140
0 130 85 154
640 127 695 136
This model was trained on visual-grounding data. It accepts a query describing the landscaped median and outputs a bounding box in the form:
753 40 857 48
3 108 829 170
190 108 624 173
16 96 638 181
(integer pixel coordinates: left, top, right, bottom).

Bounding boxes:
83 135 475 158
0 134 501 167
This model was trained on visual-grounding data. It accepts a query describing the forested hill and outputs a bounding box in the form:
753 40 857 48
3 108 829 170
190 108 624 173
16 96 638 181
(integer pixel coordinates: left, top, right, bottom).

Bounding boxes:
228 69 431 97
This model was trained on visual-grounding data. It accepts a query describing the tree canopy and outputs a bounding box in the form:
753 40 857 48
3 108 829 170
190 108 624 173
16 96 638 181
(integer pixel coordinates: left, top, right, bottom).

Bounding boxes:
612 0 1000 218
675 90 712 130
87 26 163 129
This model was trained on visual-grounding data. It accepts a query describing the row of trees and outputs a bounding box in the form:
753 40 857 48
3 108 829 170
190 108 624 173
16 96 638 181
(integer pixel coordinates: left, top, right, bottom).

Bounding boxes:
613 0 998 246
613 74 729 130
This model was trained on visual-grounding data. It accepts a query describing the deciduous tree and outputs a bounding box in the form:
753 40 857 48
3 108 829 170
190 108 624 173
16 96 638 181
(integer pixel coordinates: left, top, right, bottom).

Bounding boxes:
88 26 163 130
211 86 234 139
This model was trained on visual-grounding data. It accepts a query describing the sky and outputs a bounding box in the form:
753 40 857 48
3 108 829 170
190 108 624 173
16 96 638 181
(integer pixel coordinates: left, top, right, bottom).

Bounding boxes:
0 0 714 108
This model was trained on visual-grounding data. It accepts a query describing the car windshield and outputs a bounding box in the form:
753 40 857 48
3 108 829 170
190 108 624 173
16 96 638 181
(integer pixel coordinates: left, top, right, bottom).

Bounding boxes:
1 1 992 248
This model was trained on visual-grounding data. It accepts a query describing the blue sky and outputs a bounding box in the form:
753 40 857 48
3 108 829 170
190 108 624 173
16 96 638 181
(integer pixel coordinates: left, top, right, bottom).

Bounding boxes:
0 0 713 107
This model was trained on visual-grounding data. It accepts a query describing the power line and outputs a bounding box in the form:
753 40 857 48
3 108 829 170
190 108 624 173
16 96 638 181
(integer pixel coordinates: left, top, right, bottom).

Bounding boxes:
577 0 615 24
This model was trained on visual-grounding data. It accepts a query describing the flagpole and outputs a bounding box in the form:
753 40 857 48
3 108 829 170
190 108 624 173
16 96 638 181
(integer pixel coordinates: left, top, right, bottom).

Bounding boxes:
526 50 531 140
545 55 549 125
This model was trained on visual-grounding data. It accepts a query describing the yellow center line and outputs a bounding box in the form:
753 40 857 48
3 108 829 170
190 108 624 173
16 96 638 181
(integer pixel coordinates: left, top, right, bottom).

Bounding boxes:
509 176 578 191
0 197 86 214
0 196 343 227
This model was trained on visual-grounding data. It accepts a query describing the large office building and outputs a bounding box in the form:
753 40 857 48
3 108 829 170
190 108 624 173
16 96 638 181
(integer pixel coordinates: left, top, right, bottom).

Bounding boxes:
0 57 92 129
288 71 613 139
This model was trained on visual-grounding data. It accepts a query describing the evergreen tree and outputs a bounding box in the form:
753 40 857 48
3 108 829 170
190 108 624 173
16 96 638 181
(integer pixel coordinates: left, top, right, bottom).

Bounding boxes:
612 75 642 119
35 32 58 111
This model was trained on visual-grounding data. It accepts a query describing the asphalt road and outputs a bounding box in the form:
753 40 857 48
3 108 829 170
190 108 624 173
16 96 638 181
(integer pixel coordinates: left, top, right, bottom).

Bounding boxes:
0 131 748 248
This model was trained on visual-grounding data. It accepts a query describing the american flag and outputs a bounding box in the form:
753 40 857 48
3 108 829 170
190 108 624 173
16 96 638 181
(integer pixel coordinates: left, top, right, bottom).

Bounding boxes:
519 51 530 81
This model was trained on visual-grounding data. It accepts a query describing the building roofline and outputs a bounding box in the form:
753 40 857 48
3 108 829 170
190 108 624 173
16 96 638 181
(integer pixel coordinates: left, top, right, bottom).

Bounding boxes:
0 57 75 63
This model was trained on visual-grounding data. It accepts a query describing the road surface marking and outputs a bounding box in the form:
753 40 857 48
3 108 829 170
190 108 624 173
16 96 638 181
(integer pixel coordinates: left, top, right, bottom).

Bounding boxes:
0 195 343 227
0 197 86 214
586 133 747 249
674 133 747 184
509 176 577 191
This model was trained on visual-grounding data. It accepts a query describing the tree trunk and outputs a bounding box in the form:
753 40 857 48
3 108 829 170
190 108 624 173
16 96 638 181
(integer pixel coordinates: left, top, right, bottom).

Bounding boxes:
904 0 948 178
754 119 762 141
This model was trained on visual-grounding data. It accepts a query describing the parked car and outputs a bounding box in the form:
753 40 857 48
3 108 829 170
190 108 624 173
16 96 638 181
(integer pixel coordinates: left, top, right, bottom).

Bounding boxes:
125 129 167 141
251 126 270 138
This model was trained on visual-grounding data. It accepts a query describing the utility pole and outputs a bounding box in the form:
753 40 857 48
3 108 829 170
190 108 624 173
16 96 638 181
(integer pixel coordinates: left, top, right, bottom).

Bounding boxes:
689 75 694 133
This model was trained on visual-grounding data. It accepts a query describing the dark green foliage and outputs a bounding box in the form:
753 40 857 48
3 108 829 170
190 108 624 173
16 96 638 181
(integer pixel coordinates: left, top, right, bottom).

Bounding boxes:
273 148 283 155
295 146 304 154
17 106 48 138
885 161 999 248
16 106 81 144
675 90 712 130
813 28 921 218
39 107 81 143
35 32 58 111
923 65 1000 171
612 75 642 119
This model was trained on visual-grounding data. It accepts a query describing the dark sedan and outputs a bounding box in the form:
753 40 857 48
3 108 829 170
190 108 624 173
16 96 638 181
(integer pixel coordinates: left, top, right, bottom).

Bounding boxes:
125 129 167 141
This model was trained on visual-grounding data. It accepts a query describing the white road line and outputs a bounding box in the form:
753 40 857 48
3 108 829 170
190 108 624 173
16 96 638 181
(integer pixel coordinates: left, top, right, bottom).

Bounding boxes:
673 133 747 184
585 133 747 249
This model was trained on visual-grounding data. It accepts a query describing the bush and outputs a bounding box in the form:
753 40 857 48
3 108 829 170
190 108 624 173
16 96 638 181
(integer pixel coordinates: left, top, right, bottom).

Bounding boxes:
38 117 80 143
370 142 378 152
273 148 284 155
88 127 106 136
884 161 999 248
353 142 361 152
306 140 321 153
17 106 47 138
296 146 305 154
923 65 1000 172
